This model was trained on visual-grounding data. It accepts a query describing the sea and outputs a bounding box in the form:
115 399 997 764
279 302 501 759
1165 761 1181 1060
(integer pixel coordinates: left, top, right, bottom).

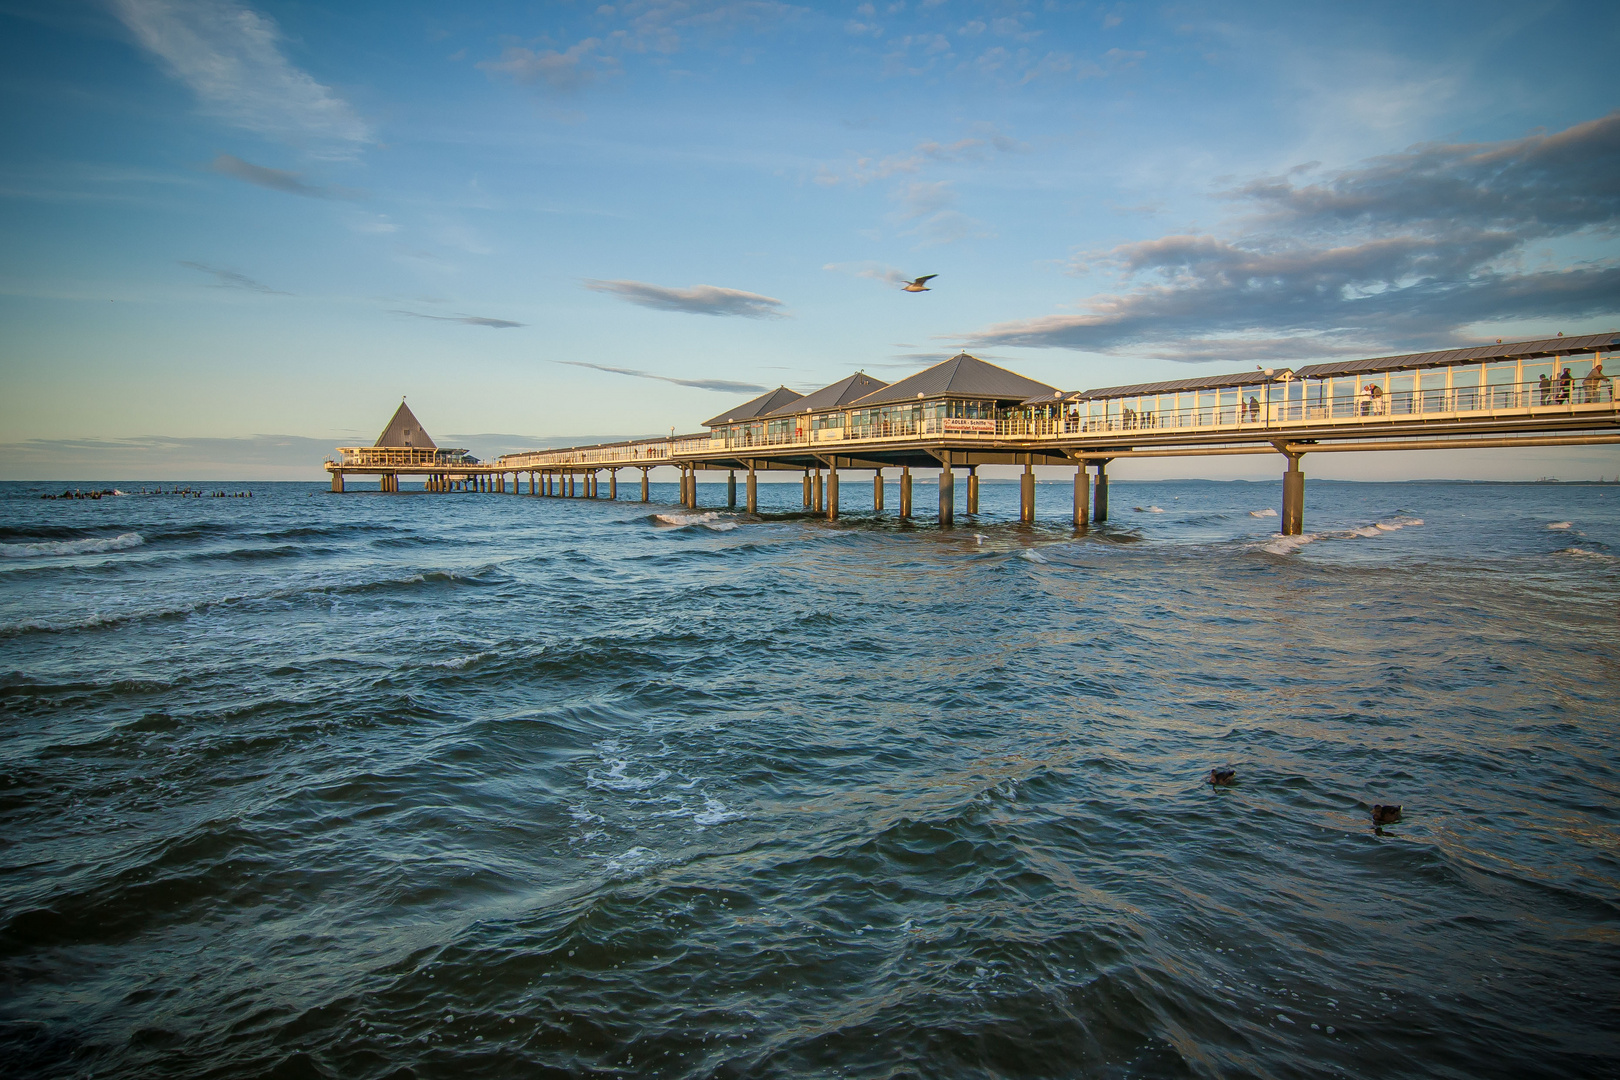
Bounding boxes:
1 477 1617 1079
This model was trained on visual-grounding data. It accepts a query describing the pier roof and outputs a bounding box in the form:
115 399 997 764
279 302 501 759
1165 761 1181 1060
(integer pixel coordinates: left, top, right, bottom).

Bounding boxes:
1293 333 1620 379
375 400 436 449
703 386 805 428
765 372 889 416
1028 369 1290 405
851 353 1057 407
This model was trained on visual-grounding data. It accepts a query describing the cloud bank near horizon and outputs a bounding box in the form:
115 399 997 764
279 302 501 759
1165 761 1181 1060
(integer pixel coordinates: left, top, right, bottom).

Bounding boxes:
967 112 1620 363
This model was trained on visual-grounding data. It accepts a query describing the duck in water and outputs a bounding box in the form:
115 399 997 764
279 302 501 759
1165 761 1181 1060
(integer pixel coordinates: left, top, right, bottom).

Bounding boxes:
1372 804 1402 826
1209 768 1236 786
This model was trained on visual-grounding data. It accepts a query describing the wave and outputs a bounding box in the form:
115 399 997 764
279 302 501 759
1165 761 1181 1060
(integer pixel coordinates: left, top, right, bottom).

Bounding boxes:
1133 505 1165 513
1258 514 1423 556
1555 547 1614 560
1249 508 1278 518
1018 549 1050 563
0 533 144 558
1548 521 1572 530
652 511 738 532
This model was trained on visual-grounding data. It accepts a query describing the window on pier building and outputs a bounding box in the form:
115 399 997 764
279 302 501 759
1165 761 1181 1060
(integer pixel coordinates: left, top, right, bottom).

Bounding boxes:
810 412 844 431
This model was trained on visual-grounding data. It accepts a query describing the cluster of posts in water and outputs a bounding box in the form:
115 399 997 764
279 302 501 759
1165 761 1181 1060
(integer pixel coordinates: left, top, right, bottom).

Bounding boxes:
38 487 255 500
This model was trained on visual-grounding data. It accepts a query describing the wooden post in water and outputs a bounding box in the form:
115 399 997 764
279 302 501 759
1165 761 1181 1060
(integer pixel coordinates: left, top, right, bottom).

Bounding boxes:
1074 466 1090 528
727 470 736 508
900 467 912 519
938 464 954 527
1020 462 1035 523
331 473 344 493
968 465 979 514
1093 461 1109 522
827 462 839 520
746 463 757 513
1281 453 1305 535
641 468 650 503
813 469 824 514
873 469 884 512
802 470 811 508
610 469 618 500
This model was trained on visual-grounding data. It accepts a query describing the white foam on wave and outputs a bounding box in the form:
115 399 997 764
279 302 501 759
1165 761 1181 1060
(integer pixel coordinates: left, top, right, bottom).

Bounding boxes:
692 795 745 826
587 740 671 793
1262 533 1317 555
593 845 659 877
1548 521 1572 530
1 532 144 558
1018 549 1049 563
1134 505 1165 513
1249 508 1278 518
654 511 738 531
431 650 494 669
1556 547 1613 560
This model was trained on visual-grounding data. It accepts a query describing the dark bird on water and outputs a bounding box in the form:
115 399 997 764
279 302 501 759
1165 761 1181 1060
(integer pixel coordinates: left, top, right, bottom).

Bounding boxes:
1372 804 1402 825
1209 768 1236 786
901 274 937 292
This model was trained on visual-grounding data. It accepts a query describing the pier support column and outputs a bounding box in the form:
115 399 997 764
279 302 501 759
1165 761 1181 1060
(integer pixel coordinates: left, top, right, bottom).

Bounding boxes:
566 474 574 498
746 464 757 513
938 464 954 527
1074 466 1090 528
641 468 650 503
690 467 700 508
1281 454 1305 536
968 466 979 515
827 463 839 521
1093 461 1109 523
331 472 344 493
529 472 535 495
873 469 884 512
814 469 824 514
901 467 912 519
610 470 618 500
803 470 811 508
1020 463 1035 523
727 470 737 509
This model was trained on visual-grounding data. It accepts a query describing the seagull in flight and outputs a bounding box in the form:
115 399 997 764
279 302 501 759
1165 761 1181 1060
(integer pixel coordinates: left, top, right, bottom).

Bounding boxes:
901 274 937 292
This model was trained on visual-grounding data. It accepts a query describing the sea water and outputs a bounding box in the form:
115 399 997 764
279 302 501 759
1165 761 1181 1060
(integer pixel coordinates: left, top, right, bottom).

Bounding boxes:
2 479 1617 1078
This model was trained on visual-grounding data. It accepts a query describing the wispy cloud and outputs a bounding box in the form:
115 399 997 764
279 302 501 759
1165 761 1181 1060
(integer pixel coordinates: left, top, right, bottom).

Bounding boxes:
110 0 370 156
583 279 787 318
967 112 1620 361
179 260 290 294
481 2 804 94
824 261 909 286
390 310 526 329
208 153 359 198
479 38 615 92
555 360 767 393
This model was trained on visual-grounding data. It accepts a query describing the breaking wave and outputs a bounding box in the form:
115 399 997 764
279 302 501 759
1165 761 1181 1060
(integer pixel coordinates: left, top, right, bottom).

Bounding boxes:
0 532 144 558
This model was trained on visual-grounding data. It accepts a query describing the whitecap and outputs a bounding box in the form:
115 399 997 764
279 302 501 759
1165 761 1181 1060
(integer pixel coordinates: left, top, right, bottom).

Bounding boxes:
1133 505 1165 513
594 846 659 877
1018 549 1049 563
1249 508 1278 518
1 532 144 558
654 511 737 530
1262 533 1316 555
587 756 670 793
692 796 745 826
1548 521 1572 530
1557 547 1613 559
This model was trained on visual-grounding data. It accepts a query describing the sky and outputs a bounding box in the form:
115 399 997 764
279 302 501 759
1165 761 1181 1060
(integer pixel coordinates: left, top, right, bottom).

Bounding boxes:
2 0 1618 480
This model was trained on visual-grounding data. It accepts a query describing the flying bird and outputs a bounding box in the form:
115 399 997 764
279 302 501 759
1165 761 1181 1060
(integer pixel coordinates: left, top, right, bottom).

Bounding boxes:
901 275 937 293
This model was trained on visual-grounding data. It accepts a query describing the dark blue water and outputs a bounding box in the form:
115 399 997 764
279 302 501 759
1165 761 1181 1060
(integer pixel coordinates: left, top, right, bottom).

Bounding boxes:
3 478 1618 1079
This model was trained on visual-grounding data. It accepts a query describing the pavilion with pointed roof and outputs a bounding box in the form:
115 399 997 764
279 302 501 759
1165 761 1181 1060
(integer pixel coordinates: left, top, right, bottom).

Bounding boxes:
375 399 437 449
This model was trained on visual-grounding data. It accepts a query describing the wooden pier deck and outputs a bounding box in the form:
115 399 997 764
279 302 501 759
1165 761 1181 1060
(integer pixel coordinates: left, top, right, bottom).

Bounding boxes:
326 334 1620 535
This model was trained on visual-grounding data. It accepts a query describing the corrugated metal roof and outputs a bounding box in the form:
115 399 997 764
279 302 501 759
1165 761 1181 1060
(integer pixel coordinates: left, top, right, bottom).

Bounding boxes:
850 353 1057 407
703 385 805 428
763 372 889 417
375 400 436 449
1292 333 1620 379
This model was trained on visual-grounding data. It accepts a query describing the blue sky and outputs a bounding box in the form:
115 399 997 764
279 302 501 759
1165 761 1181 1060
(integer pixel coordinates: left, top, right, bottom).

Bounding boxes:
2 0 1618 479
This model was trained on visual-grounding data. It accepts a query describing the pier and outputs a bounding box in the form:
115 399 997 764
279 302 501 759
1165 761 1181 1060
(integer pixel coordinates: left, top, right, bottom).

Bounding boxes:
326 334 1620 534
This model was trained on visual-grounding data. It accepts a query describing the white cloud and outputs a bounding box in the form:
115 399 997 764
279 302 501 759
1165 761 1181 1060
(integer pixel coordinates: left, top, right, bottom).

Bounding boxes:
584 279 788 318
110 0 370 157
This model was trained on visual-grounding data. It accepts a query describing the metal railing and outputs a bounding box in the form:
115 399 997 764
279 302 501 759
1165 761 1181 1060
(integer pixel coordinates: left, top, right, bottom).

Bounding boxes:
477 375 1618 470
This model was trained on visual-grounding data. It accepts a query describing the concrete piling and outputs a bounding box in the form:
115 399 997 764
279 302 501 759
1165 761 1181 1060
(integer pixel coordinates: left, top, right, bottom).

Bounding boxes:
1020 463 1035 523
1281 454 1304 535
873 469 884 512
900 467 912 519
746 464 757 513
1093 462 1109 522
1074 466 1089 527
938 465 954 527
827 465 839 520
727 470 736 509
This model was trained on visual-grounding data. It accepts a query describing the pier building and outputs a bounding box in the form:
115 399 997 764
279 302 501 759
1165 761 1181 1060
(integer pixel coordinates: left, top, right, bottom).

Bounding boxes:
326 334 1620 533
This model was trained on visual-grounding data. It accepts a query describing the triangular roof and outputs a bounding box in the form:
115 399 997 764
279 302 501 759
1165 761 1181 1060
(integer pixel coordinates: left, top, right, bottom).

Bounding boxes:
703 385 805 428
375 400 436 449
850 353 1057 407
763 372 889 417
